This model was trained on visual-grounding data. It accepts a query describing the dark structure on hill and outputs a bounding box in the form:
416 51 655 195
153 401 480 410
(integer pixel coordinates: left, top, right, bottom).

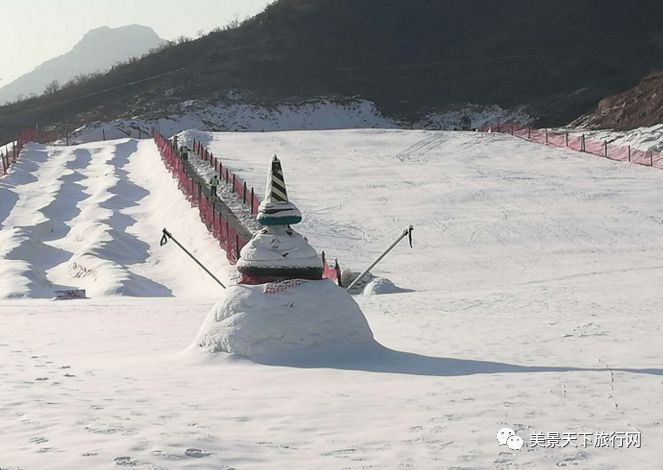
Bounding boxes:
2 0 663 141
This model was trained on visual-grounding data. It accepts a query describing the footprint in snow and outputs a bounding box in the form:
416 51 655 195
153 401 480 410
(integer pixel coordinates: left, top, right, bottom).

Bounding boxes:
114 456 137 466
185 448 212 458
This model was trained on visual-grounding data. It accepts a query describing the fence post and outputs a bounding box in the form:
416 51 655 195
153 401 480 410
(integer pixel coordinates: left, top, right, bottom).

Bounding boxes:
243 181 247 204
545 128 548 145
650 151 654 167
235 234 241 260
565 133 569 147
628 145 631 162
212 201 216 230
527 127 531 140
232 173 236 191
604 141 608 158
251 188 255 214
581 135 585 152
102 129 106 141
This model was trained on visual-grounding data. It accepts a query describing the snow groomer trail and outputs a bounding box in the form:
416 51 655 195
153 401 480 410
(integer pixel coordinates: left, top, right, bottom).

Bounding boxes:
2 129 663 469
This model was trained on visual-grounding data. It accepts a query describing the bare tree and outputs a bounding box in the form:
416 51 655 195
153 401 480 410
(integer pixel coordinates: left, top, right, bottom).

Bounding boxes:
44 80 60 95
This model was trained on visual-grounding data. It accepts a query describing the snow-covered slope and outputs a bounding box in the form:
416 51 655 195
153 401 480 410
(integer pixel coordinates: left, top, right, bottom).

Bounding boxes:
570 123 663 153
0 139 232 299
183 129 663 294
63 99 532 145
2 130 663 469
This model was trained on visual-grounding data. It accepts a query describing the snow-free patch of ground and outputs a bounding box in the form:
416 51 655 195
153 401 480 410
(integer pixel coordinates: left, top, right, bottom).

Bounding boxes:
2 129 663 468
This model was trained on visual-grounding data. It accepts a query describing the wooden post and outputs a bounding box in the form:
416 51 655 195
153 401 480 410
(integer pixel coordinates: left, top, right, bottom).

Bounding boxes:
581 135 585 152
628 145 631 162
545 128 548 145
243 181 247 204
604 141 608 158
650 151 654 167
66 134 69 146
235 234 241 260
565 133 569 147
251 188 255 214
527 128 531 140
232 173 236 191
102 129 106 141
212 202 216 230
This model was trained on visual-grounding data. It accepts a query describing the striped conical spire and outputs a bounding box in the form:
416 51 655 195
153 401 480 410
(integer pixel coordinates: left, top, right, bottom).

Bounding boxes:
266 155 288 203
256 155 302 226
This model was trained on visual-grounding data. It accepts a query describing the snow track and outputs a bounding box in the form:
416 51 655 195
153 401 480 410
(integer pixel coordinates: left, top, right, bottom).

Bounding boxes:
0 139 233 299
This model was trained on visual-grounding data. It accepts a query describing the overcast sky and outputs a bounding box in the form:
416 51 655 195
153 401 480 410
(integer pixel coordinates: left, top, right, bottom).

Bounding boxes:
1 0 274 84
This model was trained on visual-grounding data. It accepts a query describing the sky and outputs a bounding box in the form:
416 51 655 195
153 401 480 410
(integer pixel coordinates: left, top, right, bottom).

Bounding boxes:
0 0 274 84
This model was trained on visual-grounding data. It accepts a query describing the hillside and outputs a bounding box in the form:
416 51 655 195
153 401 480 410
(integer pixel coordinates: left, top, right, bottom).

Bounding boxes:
1 0 663 142
574 71 663 129
0 25 164 104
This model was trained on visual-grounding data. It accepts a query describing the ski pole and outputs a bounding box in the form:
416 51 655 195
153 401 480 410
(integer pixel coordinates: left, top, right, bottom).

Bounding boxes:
160 228 226 289
346 225 413 291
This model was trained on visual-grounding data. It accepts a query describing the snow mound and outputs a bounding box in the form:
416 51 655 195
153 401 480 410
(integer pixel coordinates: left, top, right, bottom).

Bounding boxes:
362 277 412 296
192 279 375 359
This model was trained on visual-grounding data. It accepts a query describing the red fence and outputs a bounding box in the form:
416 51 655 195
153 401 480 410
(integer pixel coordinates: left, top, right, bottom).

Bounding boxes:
1 129 40 176
154 132 250 265
190 139 262 215
486 124 663 170
158 133 342 283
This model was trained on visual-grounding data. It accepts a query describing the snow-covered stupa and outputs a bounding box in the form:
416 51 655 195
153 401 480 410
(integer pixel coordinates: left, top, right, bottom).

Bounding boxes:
190 155 376 361
237 155 323 284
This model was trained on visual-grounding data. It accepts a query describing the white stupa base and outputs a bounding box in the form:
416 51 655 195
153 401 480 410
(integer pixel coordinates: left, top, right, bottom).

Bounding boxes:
191 279 375 360
237 225 322 272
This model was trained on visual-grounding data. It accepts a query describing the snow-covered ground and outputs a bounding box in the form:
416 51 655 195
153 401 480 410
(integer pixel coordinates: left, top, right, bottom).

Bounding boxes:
564 123 663 153
61 98 531 145
2 130 663 469
0 139 233 298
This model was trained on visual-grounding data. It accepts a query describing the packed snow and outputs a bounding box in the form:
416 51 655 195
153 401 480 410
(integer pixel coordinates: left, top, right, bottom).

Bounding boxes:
191 280 374 360
2 129 663 469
